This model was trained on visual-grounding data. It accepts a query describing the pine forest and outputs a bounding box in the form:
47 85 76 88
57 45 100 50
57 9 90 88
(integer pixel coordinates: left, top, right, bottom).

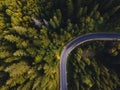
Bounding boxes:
0 0 120 90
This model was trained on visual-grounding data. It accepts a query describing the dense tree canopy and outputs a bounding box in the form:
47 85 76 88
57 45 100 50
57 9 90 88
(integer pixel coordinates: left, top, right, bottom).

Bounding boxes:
0 0 120 90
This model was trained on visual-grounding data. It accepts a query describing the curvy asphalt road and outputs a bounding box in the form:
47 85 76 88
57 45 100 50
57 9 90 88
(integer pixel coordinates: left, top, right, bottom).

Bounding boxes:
60 33 120 90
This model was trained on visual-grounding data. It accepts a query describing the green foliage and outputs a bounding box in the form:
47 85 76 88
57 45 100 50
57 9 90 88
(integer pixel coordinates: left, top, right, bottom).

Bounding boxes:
66 0 74 17
0 0 120 90
49 16 60 29
67 47 120 90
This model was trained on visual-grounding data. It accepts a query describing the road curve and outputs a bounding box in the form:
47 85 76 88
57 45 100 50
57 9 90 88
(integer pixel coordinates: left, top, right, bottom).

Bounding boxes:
60 33 120 90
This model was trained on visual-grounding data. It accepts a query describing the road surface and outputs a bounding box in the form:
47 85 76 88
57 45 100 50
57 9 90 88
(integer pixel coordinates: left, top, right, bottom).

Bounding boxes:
60 33 120 90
